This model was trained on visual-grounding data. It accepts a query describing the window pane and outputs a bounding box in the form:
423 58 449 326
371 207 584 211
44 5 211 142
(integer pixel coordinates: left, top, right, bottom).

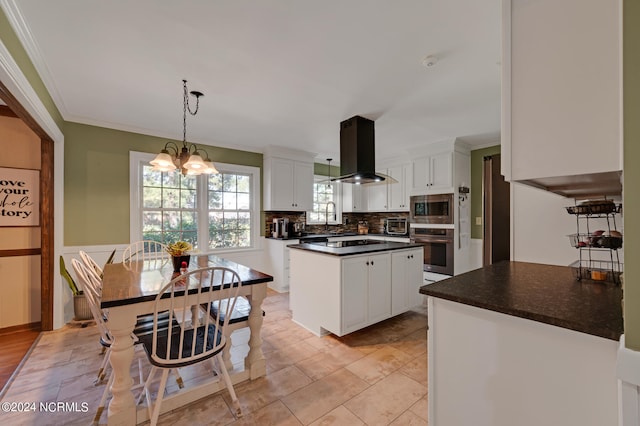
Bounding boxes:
237 175 250 193
237 193 250 210
163 188 180 208
163 211 181 231
143 187 162 208
223 192 237 210
142 212 162 231
143 168 162 186
223 175 236 192
208 174 222 191
209 191 222 209
162 172 182 188
181 189 197 209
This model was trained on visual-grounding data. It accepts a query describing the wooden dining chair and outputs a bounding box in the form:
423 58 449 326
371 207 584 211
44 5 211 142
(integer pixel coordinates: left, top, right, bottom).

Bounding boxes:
122 240 170 267
137 266 244 425
73 257 193 423
71 259 146 424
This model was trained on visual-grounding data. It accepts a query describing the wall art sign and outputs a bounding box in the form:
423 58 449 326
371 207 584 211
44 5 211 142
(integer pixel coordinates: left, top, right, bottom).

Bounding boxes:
0 167 40 227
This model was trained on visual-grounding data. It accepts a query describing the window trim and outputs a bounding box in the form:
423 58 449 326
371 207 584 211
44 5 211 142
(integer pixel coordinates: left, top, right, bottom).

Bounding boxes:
129 151 261 253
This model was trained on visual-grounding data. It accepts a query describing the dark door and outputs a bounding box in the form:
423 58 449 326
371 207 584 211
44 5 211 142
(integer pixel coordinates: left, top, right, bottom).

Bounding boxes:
483 154 510 266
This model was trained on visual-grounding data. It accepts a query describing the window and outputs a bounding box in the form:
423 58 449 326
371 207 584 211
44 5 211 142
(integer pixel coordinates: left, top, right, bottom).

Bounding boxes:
130 152 260 252
307 176 341 224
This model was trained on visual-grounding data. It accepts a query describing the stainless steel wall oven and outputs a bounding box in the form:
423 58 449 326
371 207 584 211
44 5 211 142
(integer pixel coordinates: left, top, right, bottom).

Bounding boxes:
410 227 454 275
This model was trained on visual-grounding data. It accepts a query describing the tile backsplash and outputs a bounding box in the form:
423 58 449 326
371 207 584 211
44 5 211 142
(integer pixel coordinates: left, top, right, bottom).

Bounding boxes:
264 211 409 236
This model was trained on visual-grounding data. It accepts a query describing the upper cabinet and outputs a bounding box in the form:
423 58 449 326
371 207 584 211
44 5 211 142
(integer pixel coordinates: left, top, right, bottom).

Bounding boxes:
342 183 367 213
357 163 410 212
411 152 453 194
502 0 622 195
263 147 314 211
387 164 410 211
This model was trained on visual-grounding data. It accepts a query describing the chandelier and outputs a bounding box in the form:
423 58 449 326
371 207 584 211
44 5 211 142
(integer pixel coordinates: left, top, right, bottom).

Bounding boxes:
150 79 219 176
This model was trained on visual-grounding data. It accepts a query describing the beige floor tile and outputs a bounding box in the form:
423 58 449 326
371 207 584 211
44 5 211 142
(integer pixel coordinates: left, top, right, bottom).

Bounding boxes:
281 368 369 425
344 372 426 426
295 344 365 381
388 409 428 426
309 405 366 426
230 399 302 426
345 346 415 384
156 393 235 425
1 291 429 425
409 396 428 421
223 365 312 415
266 340 319 374
399 355 427 386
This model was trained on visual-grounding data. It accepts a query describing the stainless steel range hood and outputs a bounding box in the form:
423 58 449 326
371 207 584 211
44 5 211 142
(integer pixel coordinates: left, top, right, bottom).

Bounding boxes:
332 115 390 184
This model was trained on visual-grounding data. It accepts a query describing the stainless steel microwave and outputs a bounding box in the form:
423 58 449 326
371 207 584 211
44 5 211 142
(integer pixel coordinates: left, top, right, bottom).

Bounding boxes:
409 193 454 224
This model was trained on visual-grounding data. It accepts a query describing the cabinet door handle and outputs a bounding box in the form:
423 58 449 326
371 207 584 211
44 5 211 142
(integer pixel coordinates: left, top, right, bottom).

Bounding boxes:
366 261 369 265
371 260 374 266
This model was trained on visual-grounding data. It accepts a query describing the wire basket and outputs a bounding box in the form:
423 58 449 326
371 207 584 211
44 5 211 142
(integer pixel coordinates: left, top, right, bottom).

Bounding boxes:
567 233 622 249
570 259 623 284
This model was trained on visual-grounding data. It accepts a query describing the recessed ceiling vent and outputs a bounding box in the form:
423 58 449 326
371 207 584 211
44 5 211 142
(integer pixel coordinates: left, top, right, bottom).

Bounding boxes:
333 115 389 184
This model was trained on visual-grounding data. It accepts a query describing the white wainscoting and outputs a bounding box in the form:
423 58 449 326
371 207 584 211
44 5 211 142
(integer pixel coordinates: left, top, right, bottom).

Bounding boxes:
469 238 483 271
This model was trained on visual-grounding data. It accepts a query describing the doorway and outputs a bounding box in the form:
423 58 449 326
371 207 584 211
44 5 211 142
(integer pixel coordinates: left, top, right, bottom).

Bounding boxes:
482 154 510 265
0 83 55 332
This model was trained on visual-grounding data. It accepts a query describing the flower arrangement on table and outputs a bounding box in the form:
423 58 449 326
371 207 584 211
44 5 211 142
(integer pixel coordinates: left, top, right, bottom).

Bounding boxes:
166 241 193 256
166 241 193 272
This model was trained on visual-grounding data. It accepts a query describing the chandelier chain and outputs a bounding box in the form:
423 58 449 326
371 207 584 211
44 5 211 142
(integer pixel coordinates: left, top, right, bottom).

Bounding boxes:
182 79 200 144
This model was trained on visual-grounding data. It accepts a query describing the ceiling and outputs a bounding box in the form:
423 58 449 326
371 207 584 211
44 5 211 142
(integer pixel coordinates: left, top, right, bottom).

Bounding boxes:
4 0 501 163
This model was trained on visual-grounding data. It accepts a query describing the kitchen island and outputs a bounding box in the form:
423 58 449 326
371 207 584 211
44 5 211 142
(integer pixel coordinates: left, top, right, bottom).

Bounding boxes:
420 261 623 426
288 239 424 336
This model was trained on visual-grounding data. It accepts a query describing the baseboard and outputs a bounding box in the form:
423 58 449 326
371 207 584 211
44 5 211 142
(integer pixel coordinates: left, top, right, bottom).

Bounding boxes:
0 321 41 336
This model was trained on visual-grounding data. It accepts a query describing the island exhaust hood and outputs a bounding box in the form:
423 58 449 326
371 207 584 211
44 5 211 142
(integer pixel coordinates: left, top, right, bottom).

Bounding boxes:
332 115 393 184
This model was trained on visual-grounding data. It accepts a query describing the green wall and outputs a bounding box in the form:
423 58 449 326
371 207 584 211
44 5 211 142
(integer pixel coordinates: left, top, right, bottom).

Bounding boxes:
623 0 639 351
470 145 501 239
64 122 263 245
0 8 64 130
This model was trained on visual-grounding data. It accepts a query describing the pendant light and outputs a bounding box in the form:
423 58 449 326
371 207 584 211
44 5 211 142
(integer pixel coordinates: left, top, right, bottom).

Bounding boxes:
150 79 219 176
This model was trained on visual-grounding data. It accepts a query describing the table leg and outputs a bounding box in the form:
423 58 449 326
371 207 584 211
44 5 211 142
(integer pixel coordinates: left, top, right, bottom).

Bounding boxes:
106 310 137 425
246 284 267 379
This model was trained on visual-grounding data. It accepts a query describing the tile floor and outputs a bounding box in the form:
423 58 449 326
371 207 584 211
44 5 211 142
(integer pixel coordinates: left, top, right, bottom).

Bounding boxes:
0 290 428 425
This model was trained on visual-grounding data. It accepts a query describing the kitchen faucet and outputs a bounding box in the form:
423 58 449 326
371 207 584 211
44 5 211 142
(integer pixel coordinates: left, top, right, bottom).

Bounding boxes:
325 201 336 231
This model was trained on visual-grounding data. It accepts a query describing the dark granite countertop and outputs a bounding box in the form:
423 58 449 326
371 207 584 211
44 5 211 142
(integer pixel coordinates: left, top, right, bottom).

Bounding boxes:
266 232 410 241
420 261 623 340
288 239 423 256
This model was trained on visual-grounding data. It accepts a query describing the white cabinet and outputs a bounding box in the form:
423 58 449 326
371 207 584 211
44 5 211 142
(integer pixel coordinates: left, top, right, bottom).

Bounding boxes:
263 238 292 292
387 164 409 210
341 183 367 212
411 152 453 194
391 248 424 316
264 149 314 211
503 0 621 183
367 180 388 211
341 252 391 334
356 163 410 212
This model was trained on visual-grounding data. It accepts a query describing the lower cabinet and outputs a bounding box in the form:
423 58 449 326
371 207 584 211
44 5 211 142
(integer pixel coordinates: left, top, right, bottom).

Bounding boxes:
289 246 424 336
391 248 424 315
341 252 391 334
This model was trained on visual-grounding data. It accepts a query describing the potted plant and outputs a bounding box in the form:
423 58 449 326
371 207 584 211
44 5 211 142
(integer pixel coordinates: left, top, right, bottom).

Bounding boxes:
166 241 193 272
59 256 92 321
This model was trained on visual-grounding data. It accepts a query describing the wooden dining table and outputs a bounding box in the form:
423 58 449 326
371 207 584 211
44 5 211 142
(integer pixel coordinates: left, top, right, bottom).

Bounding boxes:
100 254 273 425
